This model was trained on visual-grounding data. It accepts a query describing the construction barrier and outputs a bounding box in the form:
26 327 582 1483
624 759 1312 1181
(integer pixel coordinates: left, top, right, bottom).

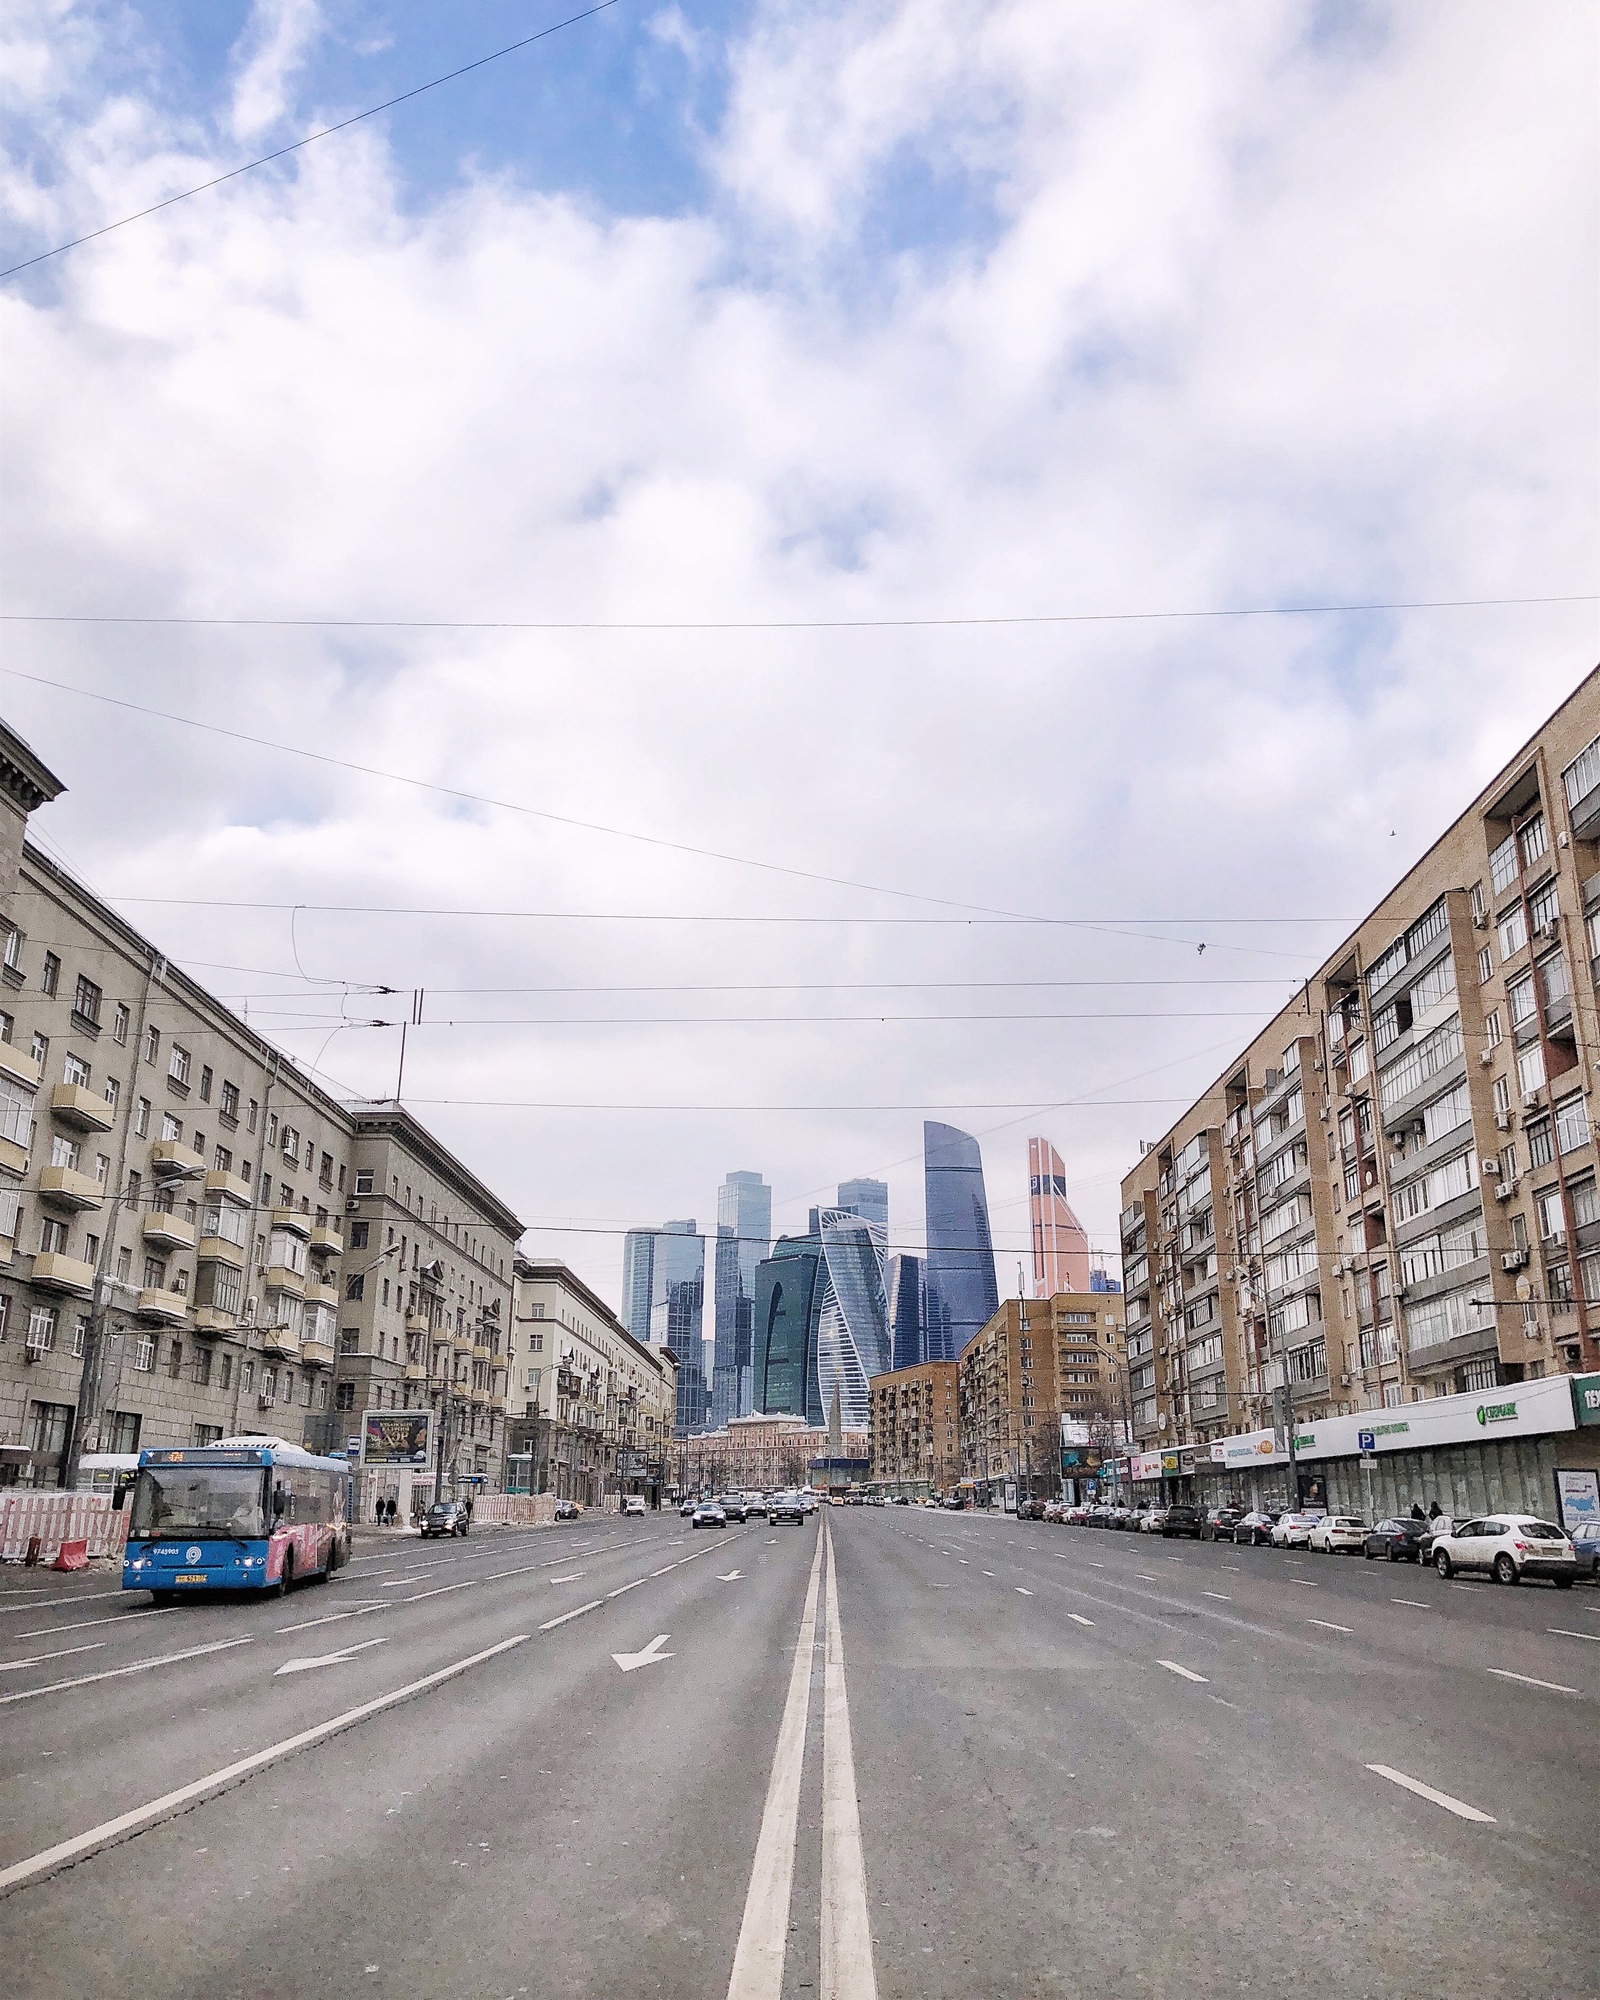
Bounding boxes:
473 1493 557 1528
0 1491 129 1563
52 1538 89 1571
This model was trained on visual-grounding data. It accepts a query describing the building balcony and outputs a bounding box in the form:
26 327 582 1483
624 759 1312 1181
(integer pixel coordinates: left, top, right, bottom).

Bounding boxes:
303 1278 339 1310
0 1042 41 1091
471 1386 489 1407
150 1139 205 1179
143 1210 196 1252
490 1392 507 1412
204 1168 252 1207
136 1286 190 1326
50 1083 115 1133
192 1305 237 1337
301 1338 335 1369
270 1206 312 1239
197 1231 247 1268
472 1342 491 1362
39 1165 104 1210
404 1360 427 1385
310 1221 344 1257
405 1312 432 1336
262 1327 301 1360
263 1264 307 1298
31 1251 96 1297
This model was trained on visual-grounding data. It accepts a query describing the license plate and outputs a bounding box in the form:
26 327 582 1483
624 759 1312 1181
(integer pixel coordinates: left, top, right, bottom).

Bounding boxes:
175 1573 208 1583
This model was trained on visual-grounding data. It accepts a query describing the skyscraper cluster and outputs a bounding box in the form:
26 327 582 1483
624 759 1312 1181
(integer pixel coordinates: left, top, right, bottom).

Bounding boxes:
627 1127 1099 1437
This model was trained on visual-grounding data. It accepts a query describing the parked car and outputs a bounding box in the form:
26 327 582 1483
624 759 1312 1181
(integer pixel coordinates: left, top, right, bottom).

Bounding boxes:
892 1494 911 1506
1062 1504 1092 1525
715 1494 749 1523
1201 1507 1246 1543
1415 1515 1457 1562
1431 1515 1579 1586
1568 1518 1600 1580
1362 1518 1425 1563
1161 1504 1205 1539
1114 1506 1142 1530
1018 1497 1048 1521
421 1501 469 1539
1041 1500 1065 1523
1270 1513 1318 1548
1139 1507 1170 1535
622 1495 647 1518
768 1492 808 1525
1233 1511 1278 1546
691 1502 728 1530
1308 1514 1367 1554
554 1498 581 1522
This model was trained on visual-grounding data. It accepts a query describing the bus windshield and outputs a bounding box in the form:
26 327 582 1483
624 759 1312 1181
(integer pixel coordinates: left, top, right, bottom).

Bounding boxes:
128 1465 267 1541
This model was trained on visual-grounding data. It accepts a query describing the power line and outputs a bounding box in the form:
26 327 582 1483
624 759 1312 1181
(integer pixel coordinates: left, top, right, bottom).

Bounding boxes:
0 1 624 281
227 1008 1283 1027
1 593 1592 629
395 1095 1223 1111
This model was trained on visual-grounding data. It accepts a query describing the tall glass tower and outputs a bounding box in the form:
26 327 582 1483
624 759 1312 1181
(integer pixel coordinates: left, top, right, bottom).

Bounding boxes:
1028 1137 1091 1295
922 1121 999 1358
711 1170 772 1428
886 1251 924 1370
836 1177 889 1232
815 1209 891 1430
621 1229 656 1346
627 1218 707 1435
751 1229 824 1421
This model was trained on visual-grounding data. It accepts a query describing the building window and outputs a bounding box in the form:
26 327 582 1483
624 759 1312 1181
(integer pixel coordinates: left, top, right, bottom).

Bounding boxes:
335 1382 356 1410
345 1274 365 1302
167 1340 183 1378
112 1003 130 1045
72 974 102 1026
144 1024 160 1065
63 1052 90 1088
247 1098 258 1133
1477 945 1493 985
103 1076 120 1112
41 952 59 996
214 1144 232 1173
220 1080 239 1123
161 1112 182 1143
31 1031 48 1067
355 1171 374 1195
349 1220 369 1249
198 1065 213 1102
135 1097 151 1137
3 929 20 972
168 1045 191 1090
25 1305 58 1354
71 1315 89 1358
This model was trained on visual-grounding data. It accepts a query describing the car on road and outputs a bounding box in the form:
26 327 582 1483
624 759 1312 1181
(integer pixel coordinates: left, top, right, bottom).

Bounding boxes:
768 1492 808 1524
679 1498 698 1517
691 1502 728 1529
421 1501 469 1539
1415 1515 1457 1562
1233 1510 1278 1546
1161 1504 1205 1539
1568 1518 1600 1580
1061 1504 1092 1525
1201 1507 1246 1543
716 1494 750 1522
1362 1517 1425 1563
1018 1496 1048 1521
554 1498 581 1522
622 1495 647 1518
1139 1506 1169 1534
1309 1515 1367 1554
1270 1512 1318 1548
1431 1514 1579 1586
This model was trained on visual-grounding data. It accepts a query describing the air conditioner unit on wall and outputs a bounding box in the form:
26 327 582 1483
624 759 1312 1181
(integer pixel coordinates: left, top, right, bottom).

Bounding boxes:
1494 1111 1513 1132
1479 1050 1495 1067
1501 1250 1528 1272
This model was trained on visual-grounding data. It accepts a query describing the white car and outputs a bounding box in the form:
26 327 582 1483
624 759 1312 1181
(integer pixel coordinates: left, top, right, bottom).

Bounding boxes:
1309 1515 1367 1554
1270 1512 1318 1548
1431 1514 1579 1587
622 1495 647 1518
1139 1507 1169 1534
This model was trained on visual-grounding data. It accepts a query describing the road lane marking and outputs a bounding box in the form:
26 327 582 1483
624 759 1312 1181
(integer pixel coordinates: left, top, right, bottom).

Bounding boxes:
1158 1660 1208 1684
1202 1592 1231 1601
1390 1599 1430 1609
1067 1613 1094 1627
0 1635 253 1706
981 1571 996 1577
0 1587 125 1611
718 1571 744 1581
549 1573 585 1584
1015 1587 1033 1597
1366 1764 1495 1823
17 1606 174 1638
277 1604 387 1635
378 1576 431 1589
0 1641 106 1671
725 1529 825 2000
275 1636 390 1677
1486 1666 1579 1695
538 1599 605 1631
1291 1580 1319 1588
0 1632 531 1896
612 1633 674 1672
1306 1618 1353 1634
1548 1628 1600 1643
821 1524 877 2000
607 1578 647 1599
400 1580 478 1604
1088 1562 1104 1569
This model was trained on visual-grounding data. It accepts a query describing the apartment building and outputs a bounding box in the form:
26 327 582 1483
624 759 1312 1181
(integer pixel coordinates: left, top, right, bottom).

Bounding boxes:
0 717 523 1494
677 1411 817 1496
506 1258 676 1506
867 1359 960 1497
1119 668 1600 1511
958 1293 1127 1499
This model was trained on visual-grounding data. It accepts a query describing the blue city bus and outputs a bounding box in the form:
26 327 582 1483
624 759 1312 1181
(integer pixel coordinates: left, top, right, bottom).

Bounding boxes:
122 1437 352 1602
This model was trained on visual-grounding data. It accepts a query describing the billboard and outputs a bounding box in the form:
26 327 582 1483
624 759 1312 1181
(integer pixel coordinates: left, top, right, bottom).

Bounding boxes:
361 1411 433 1467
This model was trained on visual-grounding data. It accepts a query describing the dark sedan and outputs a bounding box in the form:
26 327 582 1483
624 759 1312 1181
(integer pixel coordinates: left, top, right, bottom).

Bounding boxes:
1233 1510 1278 1546
1201 1507 1246 1542
1362 1517 1425 1563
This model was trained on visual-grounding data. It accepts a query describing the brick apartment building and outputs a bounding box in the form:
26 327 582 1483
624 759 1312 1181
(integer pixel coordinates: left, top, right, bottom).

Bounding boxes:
958 1292 1127 1499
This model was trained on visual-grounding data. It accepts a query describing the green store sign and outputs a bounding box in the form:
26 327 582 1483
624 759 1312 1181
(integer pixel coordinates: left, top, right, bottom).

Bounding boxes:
1475 1400 1518 1427
1574 1374 1600 1427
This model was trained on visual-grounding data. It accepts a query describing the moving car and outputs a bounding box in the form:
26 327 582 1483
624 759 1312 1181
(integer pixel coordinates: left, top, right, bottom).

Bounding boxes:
1431 1514 1579 1586
1233 1511 1278 1546
421 1500 469 1539
1161 1504 1205 1539
691 1502 728 1529
1308 1515 1367 1554
716 1494 749 1523
679 1499 698 1517
1270 1512 1318 1548
554 1498 581 1522
622 1495 647 1518
1362 1518 1425 1563
768 1492 808 1524
1201 1507 1246 1543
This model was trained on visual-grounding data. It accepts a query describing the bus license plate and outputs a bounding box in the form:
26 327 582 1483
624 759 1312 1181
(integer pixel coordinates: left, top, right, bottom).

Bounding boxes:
175 1573 207 1583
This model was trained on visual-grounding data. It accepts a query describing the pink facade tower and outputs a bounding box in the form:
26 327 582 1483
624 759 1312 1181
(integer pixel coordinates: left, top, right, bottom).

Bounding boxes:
1028 1137 1091 1295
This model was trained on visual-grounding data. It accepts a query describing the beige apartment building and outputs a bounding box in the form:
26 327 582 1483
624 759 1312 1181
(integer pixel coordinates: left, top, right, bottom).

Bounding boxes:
678 1411 818 1496
506 1258 676 1506
868 1359 960 1496
0 716 522 1495
1119 668 1600 1513
958 1293 1127 1499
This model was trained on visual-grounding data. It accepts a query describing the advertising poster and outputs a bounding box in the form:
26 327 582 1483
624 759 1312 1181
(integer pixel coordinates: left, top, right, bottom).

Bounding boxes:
361 1410 433 1467
1554 1467 1599 1537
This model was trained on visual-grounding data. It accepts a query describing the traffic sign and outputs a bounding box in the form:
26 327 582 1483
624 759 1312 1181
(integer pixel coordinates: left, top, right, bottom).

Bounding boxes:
1357 1429 1376 1453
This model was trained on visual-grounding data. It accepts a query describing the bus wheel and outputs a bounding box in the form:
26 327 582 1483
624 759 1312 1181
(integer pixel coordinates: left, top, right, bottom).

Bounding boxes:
276 1553 294 1598
151 1590 176 1608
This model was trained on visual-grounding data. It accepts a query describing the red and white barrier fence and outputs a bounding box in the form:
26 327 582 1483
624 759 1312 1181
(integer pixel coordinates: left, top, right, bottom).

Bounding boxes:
472 1493 557 1528
0 1491 129 1563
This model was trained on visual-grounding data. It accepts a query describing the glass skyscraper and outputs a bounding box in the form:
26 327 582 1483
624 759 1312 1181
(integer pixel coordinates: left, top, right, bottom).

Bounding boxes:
815 1208 891 1430
922 1121 999 1358
751 1229 825 1423
1028 1136 1091 1295
711 1170 772 1429
886 1251 924 1370
836 1177 889 1232
624 1219 708 1435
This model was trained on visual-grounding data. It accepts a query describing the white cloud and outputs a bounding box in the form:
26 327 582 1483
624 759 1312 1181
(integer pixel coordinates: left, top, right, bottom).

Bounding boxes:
0 0 1594 1306
230 0 323 142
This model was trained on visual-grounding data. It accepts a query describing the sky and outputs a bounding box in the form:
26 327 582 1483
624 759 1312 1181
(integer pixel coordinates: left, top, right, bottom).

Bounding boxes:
0 0 1595 1314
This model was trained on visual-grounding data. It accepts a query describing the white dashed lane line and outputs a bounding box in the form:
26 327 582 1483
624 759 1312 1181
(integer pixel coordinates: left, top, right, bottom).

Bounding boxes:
1067 1613 1095 1628
1306 1618 1353 1634
1158 1660 1208 1684
1486 1667 1579 1696
1015 1588 1033 1597
1367 1764 1495 1824
1549 1628 1600 1643
1202 1592 1231 1602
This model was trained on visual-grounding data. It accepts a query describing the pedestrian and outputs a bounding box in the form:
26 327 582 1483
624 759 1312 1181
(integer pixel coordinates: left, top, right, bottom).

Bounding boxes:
1428 1499 1442 1520
1410 1501 1425 1521
464 1494 474 1525
385 1496 397 1526
376 1497 385 1526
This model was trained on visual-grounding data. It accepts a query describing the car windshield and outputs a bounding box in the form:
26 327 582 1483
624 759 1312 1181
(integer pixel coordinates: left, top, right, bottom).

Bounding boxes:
1520 1521 1568 1540
128 1465 266 1540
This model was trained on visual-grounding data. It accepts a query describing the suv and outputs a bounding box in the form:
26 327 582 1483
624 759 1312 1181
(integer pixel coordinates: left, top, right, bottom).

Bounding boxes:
768 1492 808 1525
421 1501 468 1539
715 1494 749 1523
1431 1515 1579 1586
1161 1504 1204 1539
1201 1507 1245 1543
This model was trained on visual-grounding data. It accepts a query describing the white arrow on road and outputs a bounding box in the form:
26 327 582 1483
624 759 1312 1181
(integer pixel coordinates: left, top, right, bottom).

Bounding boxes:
548 1573 585 1584
717 1570 744 1582
611 1633 673 1673
274 1636 390 1677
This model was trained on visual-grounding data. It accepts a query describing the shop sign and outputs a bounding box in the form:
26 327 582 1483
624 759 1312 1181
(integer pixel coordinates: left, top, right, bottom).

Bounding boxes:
1475 1400 1518 1427
1160 1451 1180 1475
1210 1429 1280 1467
1572 1374 1600 1427
1130 1451 1165 1481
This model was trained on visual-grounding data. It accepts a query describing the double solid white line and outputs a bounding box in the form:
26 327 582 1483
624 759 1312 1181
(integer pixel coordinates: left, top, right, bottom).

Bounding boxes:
726 1521 877 2000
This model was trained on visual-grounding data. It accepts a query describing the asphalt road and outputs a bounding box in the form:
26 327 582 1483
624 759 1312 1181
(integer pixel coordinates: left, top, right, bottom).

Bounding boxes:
0 1508 1595 1999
